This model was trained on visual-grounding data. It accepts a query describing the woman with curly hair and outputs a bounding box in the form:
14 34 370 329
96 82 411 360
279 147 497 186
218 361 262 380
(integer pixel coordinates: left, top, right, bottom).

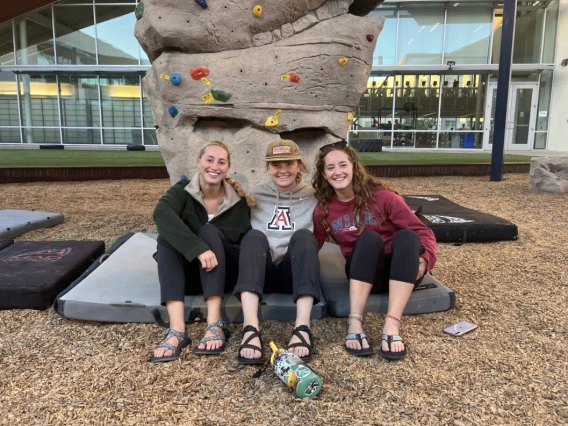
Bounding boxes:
151 141 253 363
312 141 437 360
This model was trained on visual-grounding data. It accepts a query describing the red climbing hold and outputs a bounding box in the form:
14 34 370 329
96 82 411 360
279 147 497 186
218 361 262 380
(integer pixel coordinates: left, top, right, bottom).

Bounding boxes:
288 73 301 83
190 67 210 80
366 34 374 42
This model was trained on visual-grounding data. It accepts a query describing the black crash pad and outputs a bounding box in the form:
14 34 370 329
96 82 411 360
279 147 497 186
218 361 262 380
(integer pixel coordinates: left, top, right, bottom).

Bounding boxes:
0 240 105 310
403 195 518 243
0 240 13 251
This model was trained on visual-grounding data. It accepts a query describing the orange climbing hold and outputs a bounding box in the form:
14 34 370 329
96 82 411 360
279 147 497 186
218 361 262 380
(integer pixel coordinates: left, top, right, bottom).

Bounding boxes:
190 67 210 80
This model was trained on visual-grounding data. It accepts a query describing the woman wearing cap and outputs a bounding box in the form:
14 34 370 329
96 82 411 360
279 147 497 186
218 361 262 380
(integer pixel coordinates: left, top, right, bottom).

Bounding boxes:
151 141 253 363
233 139 321 364
312 141 437 360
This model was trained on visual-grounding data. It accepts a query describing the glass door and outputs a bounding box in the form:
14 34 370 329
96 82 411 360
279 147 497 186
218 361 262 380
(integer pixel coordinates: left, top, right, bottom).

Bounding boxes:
483 83 538 151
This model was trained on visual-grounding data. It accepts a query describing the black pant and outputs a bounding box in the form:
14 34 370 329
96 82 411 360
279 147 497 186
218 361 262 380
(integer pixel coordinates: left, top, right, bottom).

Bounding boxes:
345 229 425 294
233 229 321 304
157 224 239 304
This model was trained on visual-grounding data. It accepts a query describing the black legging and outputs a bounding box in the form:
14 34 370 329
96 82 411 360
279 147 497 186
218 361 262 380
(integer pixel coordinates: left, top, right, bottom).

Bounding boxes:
156 224 239 304
345 229 425 294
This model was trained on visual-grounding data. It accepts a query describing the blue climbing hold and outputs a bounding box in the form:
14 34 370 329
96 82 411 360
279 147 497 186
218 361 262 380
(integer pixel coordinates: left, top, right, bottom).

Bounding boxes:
170 73 182 86
180 174 190 182
168 106 179 118
194 0 207 9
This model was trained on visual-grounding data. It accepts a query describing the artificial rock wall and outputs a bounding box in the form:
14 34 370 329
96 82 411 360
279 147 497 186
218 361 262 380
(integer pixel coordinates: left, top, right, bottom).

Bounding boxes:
135 0 384 189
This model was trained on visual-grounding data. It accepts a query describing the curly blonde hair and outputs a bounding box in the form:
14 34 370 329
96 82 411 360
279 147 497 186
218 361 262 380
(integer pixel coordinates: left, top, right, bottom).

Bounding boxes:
311 145 396 238
198 141 256 207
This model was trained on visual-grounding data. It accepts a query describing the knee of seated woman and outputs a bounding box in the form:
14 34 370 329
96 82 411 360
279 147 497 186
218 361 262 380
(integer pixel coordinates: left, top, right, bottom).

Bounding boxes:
393 228 419 243
359 229 384 244
197 223 221 239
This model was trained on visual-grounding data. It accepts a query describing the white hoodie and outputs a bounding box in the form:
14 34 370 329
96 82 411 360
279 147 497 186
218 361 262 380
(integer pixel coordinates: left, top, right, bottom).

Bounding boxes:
250 180 318 265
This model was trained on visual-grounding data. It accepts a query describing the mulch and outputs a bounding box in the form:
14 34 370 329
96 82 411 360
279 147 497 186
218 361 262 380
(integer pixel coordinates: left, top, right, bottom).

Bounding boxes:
0 174 567 426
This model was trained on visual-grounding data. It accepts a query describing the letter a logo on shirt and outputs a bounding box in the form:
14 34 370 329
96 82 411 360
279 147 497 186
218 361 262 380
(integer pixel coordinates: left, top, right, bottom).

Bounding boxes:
267 207 294 231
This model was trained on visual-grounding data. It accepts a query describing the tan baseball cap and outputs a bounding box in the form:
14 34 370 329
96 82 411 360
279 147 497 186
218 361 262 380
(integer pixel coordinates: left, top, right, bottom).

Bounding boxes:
264 139 302 162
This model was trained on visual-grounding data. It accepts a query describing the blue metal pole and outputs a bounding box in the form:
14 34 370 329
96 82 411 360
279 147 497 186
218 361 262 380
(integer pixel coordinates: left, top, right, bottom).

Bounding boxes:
490 0 517 182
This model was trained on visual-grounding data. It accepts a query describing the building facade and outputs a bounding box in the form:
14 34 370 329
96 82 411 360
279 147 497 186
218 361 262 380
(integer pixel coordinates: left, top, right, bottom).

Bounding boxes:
0 0 566 151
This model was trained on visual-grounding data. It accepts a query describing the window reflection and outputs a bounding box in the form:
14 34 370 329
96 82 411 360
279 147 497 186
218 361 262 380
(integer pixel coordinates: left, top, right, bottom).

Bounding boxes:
96 7 138 65
397 5 444 65
59 74 100 127
0 72 19 128
536 70 552 131
15 7 56 65
100 73 141 127
445 6 492 65
369 6 397 65
19 73 59 128
543 0 559 63
142 79 154 128
0 22 15 65
54 5 96 65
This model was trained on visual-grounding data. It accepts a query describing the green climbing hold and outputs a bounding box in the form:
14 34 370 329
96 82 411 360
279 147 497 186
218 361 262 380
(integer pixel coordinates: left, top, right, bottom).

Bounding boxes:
211 89 232 102
135 2 144 20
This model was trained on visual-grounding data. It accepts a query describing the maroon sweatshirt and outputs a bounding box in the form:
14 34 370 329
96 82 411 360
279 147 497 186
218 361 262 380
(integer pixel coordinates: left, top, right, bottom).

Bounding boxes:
313 188 437 271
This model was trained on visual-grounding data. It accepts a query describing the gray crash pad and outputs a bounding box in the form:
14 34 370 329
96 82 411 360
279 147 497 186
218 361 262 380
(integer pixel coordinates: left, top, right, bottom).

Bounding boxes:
55 233 326 323
0 210 64 239
319 242 455 317
0 240 13 251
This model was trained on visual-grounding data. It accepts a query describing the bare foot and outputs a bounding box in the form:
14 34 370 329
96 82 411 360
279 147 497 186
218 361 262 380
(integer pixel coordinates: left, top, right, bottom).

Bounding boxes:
346 317 370 351
239 325 262 360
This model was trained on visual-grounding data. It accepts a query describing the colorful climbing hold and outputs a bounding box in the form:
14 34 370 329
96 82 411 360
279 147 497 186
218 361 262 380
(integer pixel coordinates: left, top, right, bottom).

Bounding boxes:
347 113 354 121
211 89 232 102
253 5 263 17
168 106 179 118
170 73 182 86
194 0 208 9
338 57 348 66
288 73 301 83
180 174 190 182
201 77 212 86
201 92 214 104
135 2 144 20
190 67 210 80
265 109 282 127
366 34 374 42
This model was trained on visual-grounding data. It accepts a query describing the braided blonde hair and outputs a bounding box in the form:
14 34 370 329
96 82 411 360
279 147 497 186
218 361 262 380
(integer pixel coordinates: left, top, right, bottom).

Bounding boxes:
198 141 256 207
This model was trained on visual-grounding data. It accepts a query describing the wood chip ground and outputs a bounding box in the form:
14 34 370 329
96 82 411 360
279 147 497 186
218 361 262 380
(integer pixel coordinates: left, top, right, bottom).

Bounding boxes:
0 174 566 426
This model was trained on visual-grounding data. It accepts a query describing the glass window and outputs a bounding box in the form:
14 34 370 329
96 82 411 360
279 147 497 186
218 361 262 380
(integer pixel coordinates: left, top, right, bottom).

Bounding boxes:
543 0 559 63
62 128 101 144
536 70 552 131
534 132 547 149
369 6 397 65
100 73 141 127
0 72 20 127
143 128 158 145
493 6 545 64
26 128 60 144
0 128 21 144
445 5 493 65
393 74 440 131
59 74 100 127
54 5 97 65
15 7 56 65
439 74 487 149
96 7 139 65
0 21 15 66
18 74 59 128
397 5 444 65
103 128 140 145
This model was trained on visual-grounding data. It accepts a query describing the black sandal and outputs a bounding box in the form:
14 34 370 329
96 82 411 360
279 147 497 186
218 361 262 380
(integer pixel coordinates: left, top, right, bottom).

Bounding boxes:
288 325 314 362
344 314 373 356
237 325 265 365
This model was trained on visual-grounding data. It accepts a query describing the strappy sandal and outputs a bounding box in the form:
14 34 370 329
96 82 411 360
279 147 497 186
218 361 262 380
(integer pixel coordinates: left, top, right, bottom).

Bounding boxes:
288 325 314 362
194 320 230 355
150 328 191 363
344 314 373 356
237 325 265 365
380 314 406 360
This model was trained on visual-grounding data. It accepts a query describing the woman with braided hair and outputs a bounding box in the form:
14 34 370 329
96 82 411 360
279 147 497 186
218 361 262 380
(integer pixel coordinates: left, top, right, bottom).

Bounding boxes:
151 141 253 363
312 141 437 360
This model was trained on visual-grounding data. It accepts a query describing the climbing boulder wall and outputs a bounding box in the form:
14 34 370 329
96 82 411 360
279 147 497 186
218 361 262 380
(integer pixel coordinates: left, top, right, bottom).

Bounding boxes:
135 0 384 188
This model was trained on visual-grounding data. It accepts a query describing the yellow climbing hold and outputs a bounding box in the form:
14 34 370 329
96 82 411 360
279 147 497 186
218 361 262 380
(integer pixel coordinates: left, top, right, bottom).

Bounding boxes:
159 74 171 81
201 77 212 86
280 74 290 80
347 113 354 121
338 57 348 66
265 109 282 127
253 5 263 17
201 92 214 104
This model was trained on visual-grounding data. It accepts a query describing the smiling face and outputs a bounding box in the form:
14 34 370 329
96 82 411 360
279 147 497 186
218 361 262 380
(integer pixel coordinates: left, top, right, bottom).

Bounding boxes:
196 145 230 188
268 160 301 192
322 149 354 195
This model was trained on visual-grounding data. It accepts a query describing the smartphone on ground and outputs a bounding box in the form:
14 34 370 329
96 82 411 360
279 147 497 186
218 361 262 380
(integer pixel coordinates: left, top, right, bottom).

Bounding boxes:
443 321 478 336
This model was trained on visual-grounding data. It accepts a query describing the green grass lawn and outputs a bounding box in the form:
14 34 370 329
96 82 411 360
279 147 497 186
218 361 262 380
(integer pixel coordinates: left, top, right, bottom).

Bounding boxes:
0 149 530 167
